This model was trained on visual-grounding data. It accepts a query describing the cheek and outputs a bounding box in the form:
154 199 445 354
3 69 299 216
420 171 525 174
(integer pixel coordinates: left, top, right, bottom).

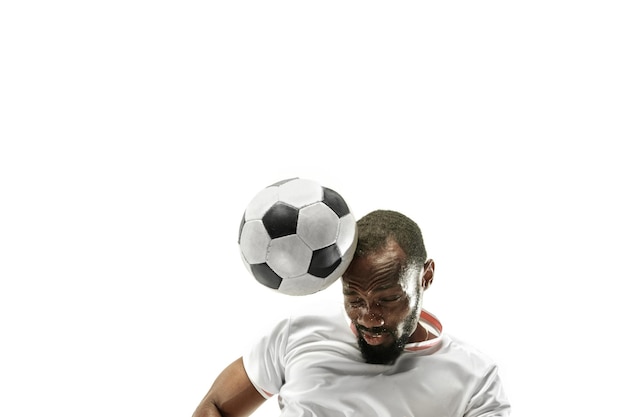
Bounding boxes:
343 298 414 326
395 303 413 322
343 302 358 321
389 301 417 331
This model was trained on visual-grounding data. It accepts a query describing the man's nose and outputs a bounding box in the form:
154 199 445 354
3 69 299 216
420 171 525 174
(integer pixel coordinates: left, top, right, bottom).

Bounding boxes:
360 303 384 327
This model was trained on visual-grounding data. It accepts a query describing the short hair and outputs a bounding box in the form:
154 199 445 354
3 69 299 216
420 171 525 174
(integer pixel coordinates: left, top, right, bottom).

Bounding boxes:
355 210 427 265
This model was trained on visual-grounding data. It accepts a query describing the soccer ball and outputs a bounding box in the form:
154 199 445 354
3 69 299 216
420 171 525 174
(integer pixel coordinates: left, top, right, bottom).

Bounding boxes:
238 178 358 296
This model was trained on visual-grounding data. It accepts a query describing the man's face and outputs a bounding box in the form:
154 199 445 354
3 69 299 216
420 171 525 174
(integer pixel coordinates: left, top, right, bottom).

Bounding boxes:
341 240 423 365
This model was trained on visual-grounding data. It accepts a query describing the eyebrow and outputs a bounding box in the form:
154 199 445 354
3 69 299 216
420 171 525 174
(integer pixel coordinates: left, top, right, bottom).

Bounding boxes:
343 283 399 295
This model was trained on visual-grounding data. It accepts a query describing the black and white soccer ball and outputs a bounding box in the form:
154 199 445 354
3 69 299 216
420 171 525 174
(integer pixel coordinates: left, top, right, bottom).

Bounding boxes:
238 178 358 296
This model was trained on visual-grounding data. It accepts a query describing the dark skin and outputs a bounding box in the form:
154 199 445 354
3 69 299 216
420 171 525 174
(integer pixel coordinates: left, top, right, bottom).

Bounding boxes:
342 239 435 349
191 357 265 417
191 238 435 417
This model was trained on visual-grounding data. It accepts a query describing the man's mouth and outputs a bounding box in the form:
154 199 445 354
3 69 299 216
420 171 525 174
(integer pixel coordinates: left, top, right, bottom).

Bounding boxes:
356 325 391 346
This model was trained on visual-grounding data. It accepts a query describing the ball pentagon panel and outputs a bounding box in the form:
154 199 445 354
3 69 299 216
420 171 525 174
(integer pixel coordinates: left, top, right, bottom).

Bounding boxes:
250 263 282 290
322 187 351 218
262 202 299 239
308 244 342 278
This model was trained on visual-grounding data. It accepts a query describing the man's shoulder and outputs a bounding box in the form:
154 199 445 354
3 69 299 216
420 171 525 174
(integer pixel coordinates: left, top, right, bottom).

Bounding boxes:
440 332 501 371
287 304 347 329
266 305 353 348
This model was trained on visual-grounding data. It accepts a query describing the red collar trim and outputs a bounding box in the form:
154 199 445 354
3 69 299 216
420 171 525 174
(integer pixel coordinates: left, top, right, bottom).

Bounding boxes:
347 309 443 352
404 309 443 351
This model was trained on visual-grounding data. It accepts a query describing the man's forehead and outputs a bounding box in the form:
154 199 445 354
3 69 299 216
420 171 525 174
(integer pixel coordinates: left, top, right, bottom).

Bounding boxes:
347 279 404 290
343 261 422 294
342 266 405 293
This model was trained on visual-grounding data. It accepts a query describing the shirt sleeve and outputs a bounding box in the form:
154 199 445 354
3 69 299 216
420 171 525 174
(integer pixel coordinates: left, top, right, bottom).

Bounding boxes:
242 316 291 399
464 364 512 417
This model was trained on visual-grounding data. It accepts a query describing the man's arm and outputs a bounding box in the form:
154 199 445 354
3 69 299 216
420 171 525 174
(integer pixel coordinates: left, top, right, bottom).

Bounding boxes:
192 357 267 417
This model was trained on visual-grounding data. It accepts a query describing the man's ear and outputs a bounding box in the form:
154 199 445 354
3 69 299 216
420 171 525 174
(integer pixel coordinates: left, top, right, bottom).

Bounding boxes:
422 259 435 290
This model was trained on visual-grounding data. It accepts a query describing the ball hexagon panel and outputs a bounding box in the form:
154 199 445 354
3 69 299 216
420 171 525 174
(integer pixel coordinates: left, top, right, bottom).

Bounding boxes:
270 177 297 187
278 178 324 208
336 214 357 257
278 274 325 295
266 235 313 278
278 273 326 296
244 186 280 221
239 220 271 264
297 202 340 250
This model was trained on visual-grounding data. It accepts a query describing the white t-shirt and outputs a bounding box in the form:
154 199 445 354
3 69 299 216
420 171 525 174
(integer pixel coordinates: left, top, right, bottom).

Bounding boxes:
243 306 511 417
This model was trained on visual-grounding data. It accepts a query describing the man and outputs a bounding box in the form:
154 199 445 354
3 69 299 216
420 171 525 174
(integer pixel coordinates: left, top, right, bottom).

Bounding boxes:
193 210 511 416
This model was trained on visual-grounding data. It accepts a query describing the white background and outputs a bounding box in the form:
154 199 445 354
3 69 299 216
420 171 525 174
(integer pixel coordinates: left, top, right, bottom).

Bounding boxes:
1 1 625 416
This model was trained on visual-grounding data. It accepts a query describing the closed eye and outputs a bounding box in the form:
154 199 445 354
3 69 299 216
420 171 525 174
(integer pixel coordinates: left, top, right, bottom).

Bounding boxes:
379 295 402 303
347 299 365 308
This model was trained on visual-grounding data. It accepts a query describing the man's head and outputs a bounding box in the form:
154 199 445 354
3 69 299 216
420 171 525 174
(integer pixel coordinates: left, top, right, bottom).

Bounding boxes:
341 210 434 365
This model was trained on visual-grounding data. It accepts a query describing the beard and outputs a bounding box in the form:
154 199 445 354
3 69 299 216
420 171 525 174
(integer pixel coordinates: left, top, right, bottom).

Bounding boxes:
357 331 410 365
355 309 419 365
